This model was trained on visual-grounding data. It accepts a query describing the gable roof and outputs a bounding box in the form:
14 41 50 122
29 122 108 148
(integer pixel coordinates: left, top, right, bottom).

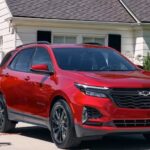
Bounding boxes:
6 0 136 23
122 0 150 23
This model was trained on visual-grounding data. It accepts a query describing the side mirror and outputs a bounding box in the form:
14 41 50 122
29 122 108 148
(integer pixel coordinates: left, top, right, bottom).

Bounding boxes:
31 64 54 74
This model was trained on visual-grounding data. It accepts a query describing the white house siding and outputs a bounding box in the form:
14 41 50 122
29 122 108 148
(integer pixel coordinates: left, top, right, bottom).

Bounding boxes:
133 26 150 65
133 27 144 65
15 23 135 61
143 28 150 57
0 0 15 60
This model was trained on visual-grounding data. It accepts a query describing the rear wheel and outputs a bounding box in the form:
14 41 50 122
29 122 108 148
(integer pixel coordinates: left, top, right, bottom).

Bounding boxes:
50 99 80 149
0 95 16 133
143 133 150 141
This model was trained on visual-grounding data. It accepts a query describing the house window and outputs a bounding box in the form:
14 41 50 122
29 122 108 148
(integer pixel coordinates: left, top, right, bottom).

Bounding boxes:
37 31 51 43
53 36 76 44
83 37 105 45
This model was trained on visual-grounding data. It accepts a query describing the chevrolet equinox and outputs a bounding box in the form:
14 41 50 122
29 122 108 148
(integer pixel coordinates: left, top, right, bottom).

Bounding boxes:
0 42 150 149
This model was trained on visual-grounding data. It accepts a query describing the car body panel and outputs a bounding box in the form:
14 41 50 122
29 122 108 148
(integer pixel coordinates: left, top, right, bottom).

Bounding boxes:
0 44 150 139
62 70 150 88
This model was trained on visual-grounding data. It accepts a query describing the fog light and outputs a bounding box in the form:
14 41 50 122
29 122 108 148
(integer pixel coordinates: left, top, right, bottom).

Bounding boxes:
82 107 102 125
82 107 88 123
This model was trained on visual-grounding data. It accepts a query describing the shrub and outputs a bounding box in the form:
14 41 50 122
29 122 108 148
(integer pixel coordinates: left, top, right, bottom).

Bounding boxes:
143 53 150 71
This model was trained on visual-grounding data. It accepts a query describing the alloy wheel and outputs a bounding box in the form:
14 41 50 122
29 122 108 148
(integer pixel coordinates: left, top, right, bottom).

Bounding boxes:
0 103 5 129
51 105 69 144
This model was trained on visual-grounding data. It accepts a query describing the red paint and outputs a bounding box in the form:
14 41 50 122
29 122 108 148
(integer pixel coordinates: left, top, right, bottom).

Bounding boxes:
0 44 150 135
31 64 49 71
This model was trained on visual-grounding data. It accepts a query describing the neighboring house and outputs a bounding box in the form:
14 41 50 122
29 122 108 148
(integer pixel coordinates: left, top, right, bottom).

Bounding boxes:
0 0 150 64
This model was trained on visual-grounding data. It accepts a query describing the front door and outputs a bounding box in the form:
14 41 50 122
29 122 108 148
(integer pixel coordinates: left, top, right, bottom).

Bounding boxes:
26 46 55 118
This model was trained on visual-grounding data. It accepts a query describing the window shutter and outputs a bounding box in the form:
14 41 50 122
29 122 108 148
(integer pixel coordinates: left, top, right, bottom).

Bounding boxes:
108 34 121 52
37 31 51 43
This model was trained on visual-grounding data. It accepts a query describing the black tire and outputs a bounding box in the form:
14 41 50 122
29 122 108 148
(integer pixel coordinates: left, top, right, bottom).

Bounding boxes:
50 99 81 149
0 95 16 133
143 133 150 141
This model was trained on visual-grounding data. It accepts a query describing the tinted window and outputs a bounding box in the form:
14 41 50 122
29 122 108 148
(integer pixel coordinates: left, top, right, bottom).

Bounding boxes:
0 50 16 67
52 48 136 71
10 48 35 72
32 47 53 69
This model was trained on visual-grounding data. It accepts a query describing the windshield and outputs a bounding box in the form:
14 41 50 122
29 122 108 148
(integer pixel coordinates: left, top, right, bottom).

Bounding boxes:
52 48 136 71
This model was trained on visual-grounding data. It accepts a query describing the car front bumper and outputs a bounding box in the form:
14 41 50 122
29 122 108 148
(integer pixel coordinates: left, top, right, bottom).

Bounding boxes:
72 95 150 138
75 124 150 138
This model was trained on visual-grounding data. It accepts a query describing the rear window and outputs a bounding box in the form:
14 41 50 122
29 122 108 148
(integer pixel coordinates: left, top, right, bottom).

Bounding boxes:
0 50 16 67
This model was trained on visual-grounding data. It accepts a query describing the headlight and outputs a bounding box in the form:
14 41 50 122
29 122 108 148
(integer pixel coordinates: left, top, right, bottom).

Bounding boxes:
75 83 109 98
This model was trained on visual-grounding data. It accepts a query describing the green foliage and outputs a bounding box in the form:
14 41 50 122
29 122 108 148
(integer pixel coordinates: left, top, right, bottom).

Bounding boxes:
143 53 150 71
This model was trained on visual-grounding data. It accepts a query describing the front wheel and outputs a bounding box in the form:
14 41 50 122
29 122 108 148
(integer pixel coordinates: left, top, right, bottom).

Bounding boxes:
50 99 80 149
143 133 150 141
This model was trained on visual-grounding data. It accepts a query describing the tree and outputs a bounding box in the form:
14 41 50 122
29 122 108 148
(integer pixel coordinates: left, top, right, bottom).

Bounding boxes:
143 53 150 71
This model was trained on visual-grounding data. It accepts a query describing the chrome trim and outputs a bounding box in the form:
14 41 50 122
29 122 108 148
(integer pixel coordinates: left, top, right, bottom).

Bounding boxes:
138 91 150 97
75 83 109 90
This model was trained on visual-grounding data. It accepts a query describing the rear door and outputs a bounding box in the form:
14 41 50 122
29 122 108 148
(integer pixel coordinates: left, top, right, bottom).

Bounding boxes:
1 47 35 113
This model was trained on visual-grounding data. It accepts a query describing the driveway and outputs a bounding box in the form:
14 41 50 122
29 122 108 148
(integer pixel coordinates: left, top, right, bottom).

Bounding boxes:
0 123 150 150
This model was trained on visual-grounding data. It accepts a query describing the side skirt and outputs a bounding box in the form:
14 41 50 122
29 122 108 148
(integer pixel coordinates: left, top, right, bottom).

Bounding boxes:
8 108 50 129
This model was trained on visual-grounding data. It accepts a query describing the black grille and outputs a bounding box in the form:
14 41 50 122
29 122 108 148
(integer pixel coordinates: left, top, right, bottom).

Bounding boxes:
111 89 150 109
86 107 101 119
114 120 150 127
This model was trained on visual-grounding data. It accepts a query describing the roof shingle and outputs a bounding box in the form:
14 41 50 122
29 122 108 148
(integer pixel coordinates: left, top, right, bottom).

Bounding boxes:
122 0 150 23
6 0 136 23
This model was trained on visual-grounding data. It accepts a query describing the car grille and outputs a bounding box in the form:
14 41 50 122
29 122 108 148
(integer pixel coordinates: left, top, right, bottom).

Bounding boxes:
110 89 150 109
113 120 150 127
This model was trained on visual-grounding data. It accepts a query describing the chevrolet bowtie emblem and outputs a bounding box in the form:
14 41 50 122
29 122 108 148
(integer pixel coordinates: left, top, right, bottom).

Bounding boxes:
138 91 150 97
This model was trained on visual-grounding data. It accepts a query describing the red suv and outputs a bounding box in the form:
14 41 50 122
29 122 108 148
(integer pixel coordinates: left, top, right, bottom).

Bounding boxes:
0 42 150 149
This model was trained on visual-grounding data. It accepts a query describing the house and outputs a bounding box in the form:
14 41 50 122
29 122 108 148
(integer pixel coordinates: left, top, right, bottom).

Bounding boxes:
0 0 150 64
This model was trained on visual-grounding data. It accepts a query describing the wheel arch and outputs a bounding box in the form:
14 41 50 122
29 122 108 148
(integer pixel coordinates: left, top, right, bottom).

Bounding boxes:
49 92 75 118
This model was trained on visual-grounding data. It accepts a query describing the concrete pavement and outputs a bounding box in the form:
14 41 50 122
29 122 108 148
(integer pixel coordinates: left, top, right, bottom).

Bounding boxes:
0 123 150 150
0 123 59 150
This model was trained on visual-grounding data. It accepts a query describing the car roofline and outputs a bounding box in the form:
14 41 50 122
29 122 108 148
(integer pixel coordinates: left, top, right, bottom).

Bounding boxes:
15 42 111 50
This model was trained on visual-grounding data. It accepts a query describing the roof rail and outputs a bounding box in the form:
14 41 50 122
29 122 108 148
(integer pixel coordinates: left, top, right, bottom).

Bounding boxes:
16 41 50 48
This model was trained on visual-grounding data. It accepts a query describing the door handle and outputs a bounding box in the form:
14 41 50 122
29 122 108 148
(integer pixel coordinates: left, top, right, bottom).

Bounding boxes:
24 76 30 81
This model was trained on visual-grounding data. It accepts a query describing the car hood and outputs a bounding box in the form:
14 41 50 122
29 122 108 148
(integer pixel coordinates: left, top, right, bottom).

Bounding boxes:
67 70 150 88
